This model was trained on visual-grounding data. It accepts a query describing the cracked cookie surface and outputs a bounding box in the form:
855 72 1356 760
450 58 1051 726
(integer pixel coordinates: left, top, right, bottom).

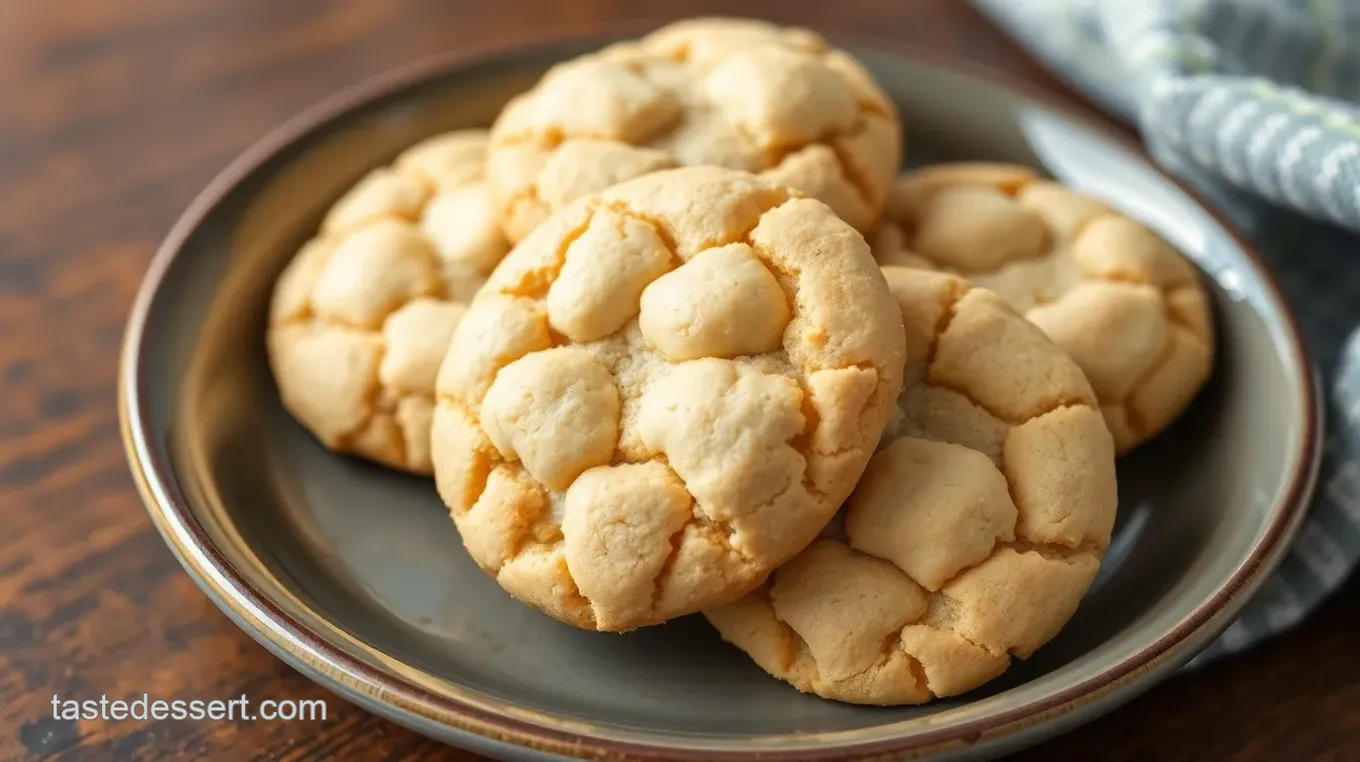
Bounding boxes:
486 17 901 243
706 267 1117 704
267 129 510 474
870 163 1214 452
430 166 906 632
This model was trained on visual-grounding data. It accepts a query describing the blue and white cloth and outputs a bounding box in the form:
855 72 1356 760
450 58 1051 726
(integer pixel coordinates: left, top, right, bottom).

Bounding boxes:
972 0 1360 661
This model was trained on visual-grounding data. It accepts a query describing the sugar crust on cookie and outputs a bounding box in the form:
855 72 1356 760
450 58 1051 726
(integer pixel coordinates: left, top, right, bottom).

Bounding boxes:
870 163 1214 452
706 267 1118 705
267 130 510 474
430 166 906 632
487 17 902 242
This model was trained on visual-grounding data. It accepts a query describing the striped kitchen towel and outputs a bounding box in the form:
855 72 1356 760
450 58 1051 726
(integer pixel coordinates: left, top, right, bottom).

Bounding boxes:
972 0 1360 662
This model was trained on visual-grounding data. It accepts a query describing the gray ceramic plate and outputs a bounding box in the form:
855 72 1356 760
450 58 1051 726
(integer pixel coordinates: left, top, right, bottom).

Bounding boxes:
121 32 1322 762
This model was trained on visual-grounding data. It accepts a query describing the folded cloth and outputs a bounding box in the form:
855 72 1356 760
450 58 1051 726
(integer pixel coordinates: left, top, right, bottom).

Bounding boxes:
972 0 1360 663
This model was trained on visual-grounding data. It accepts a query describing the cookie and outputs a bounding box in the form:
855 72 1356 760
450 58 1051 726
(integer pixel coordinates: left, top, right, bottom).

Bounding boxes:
267 130 510 474
870 164 1214 452
706 267 1117 705
486 17 900 243
430 166 906 632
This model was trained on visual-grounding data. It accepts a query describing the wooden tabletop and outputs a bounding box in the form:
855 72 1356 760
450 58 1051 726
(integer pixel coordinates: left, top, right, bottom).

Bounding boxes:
2 0 1357 759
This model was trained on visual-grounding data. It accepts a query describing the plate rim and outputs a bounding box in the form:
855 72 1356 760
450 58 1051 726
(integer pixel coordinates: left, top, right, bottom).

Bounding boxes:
119 26 1323 762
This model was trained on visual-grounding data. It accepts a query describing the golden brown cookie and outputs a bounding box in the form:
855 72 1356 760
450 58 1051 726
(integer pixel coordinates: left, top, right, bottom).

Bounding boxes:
869 163 1214 452
430 167 906 632
706 267 1117 705
487 17 900 243
267 130 510 474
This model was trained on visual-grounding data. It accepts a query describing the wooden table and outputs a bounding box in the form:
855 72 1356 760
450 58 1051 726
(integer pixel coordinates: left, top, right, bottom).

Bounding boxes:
2 0 1357 759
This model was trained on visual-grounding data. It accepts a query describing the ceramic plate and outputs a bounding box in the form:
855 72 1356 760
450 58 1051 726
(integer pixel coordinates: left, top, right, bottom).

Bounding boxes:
121 33 1322 761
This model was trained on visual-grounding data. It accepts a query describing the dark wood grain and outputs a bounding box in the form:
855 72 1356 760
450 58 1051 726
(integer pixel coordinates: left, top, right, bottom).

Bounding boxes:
0 0 1355 759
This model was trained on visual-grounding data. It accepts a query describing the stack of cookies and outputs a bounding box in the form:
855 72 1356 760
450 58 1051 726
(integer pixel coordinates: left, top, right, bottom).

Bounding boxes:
267 18 1214 705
